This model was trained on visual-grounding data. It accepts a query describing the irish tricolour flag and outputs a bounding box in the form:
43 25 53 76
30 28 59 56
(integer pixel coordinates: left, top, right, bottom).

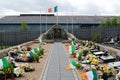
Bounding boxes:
66 61 77 70
0 58 9 70
80 70 98 80
69 45 75 54
69 45 71 54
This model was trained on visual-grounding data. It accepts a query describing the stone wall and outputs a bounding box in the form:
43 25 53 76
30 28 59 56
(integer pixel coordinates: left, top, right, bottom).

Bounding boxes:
97 43 120 57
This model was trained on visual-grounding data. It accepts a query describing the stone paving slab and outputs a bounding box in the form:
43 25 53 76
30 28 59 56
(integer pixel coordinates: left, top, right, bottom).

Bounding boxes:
43 42 77 80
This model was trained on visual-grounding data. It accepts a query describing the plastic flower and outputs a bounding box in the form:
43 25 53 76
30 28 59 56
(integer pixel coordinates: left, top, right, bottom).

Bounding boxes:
14 67 25 77
109 68 115 73
89 55 97 61
103 66 109 74
91 59 99 65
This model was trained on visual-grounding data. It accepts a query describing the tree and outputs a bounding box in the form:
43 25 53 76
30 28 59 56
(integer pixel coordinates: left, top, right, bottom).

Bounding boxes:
104 18 111 27
99 18 111 27
20 22 29 31
111 17 117 26
118 17 120 26
99 21 105 27
99 17 119 27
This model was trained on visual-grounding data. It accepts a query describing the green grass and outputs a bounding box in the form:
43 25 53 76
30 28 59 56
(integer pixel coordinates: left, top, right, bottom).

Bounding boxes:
0 46 9 50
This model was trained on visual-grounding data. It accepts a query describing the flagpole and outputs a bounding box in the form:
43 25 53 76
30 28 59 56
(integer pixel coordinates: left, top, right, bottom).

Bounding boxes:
57 11 58 24
72 9 73 34
40 8 41 34
40 9 42 34
54 6 58 24
57 7 58 24
46 9 47 32
66 8 68 31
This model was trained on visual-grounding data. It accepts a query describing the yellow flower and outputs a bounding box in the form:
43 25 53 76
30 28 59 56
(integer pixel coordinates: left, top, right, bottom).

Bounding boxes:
109 68 115 73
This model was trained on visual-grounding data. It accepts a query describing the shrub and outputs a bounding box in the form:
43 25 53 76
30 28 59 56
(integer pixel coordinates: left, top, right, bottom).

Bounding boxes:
20 22 29 31
78 55 82 61
37 51 42 57
75 64 82 69
40 48 44 55
34 54 39 62
92 34 101 43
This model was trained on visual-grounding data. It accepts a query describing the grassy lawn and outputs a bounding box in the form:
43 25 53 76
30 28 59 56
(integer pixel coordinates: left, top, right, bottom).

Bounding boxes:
0 46 9 50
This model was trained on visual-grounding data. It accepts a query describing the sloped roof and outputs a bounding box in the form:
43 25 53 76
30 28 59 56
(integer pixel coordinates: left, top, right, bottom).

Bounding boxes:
0 14 119 24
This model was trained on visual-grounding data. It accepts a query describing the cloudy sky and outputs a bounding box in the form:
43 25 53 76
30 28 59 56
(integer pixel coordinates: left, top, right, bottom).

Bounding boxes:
0 0 120 17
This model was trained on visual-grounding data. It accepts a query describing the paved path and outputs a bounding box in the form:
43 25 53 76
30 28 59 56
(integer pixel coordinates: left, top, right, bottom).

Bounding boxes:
43 42 78 80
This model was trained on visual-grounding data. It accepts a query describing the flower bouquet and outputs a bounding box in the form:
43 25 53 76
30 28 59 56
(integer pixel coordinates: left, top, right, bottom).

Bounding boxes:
100 65 115 74
14 67 25 77
24 66 35 72
89 55 97 62
20 63 35 72
100 65 115 80
82 49 89 57
89 55 100 65
5 63 15 79
91 59 99 65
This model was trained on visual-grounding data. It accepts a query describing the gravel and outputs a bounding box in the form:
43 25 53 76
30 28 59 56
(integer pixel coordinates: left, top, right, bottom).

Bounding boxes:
15 43 52 80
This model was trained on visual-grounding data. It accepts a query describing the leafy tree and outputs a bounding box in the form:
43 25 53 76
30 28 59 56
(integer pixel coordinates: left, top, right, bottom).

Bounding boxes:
99 18 111 27
104 18 111 27
111 17 117 26
99 21 105 27
99 17 119 27
118 17 120 26
20 22 29 31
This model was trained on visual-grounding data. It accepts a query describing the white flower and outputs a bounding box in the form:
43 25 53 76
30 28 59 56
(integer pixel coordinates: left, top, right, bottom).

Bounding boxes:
14 67 25 77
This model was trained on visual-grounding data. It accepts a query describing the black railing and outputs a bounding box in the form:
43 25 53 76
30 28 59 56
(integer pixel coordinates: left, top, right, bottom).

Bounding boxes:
0 27 120 46
0 31 41 46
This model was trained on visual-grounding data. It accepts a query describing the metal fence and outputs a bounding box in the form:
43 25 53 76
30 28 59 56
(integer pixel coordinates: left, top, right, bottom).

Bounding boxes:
76 26 120 42
0 27 120 46
0 31 40 46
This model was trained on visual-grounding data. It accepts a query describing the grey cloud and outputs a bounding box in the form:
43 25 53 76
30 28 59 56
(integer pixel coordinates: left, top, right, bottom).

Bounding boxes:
81 3 103 15
0 0 56 12
0 0 120 17
113 3 120 14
